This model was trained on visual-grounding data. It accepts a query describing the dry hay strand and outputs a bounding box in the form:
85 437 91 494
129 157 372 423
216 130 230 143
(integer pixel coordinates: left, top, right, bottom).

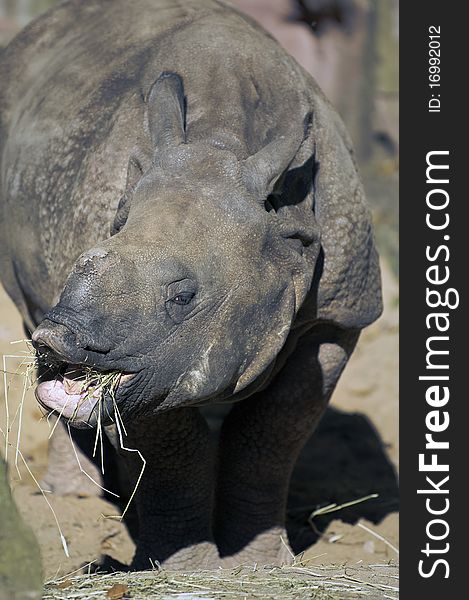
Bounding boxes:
43 563 399 599
1 340 145 556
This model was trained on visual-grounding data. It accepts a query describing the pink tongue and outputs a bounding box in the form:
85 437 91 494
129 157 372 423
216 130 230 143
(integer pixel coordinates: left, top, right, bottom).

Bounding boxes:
62 366 92 395
36 379 100 423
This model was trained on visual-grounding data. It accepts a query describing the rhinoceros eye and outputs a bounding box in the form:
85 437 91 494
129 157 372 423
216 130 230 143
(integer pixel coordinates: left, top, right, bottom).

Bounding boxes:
165 279 197 322
170 292 195 305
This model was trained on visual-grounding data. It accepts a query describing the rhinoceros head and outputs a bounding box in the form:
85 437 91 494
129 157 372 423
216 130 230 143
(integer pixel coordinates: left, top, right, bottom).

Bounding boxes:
33 73 320 427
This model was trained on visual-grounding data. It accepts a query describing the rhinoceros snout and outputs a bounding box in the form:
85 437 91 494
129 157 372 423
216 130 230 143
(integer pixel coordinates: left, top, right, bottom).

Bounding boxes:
32 320 82 362
32 317 110 364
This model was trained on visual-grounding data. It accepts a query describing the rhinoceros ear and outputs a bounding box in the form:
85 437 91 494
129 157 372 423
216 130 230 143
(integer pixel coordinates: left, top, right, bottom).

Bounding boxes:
244 99 382 331
147 72 186 153
242 113 312 198
111 154 144 235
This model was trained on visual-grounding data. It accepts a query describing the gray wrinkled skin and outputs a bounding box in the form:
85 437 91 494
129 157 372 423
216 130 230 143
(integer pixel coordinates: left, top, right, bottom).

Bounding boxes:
0 0 382 569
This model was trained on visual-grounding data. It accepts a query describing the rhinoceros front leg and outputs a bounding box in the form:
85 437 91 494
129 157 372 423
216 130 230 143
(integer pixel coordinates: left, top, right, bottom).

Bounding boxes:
120 407 219 570
215 327 359 566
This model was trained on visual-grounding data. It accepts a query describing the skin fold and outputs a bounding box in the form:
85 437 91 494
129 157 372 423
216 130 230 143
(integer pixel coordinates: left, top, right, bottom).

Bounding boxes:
0 0 382 569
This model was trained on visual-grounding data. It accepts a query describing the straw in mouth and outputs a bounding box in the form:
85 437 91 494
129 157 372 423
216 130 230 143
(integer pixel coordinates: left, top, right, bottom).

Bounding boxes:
35 364 132 424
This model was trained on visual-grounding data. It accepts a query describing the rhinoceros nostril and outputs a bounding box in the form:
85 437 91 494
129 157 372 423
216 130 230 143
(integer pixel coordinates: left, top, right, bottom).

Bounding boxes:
32 323 75 358
33 318 111 359
32 326 56 346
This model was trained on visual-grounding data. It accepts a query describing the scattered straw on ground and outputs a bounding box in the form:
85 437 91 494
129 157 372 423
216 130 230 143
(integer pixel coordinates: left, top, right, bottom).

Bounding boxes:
44 563 398 599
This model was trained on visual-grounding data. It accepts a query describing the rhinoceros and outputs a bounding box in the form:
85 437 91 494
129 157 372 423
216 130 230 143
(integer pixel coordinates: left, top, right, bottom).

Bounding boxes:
0 0 382 569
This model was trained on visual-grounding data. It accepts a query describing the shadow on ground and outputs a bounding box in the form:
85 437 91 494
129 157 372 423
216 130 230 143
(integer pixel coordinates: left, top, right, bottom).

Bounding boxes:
287 406 399 553
202 403 399 555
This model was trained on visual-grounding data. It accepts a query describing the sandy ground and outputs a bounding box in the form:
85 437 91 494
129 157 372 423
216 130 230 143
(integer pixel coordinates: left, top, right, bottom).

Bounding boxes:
0 259 398 581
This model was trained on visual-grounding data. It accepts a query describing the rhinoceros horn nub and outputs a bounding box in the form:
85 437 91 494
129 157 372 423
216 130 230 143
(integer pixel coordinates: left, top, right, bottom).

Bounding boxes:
147 72 186 151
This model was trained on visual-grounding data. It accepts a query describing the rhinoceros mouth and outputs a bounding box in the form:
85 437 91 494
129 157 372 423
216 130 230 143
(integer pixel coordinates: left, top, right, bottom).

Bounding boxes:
35 363 135 427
